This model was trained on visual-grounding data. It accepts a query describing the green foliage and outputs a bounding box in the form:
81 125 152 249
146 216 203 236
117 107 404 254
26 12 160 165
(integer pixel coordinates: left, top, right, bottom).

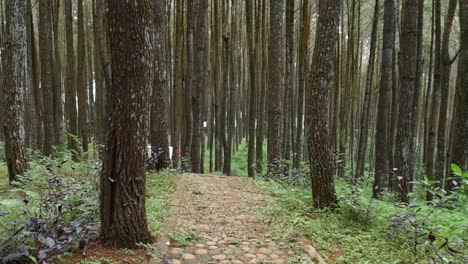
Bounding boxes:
146 170 179 236
169 231 197 247
257 177 468 263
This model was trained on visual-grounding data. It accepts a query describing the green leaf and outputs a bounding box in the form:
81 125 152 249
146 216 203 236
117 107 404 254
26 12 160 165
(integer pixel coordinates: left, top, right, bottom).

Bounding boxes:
0 199 24 209
451 164 462 176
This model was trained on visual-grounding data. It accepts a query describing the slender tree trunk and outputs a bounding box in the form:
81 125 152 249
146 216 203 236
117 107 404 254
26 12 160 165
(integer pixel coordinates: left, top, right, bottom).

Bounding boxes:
435 0 457 186
183 0 194 165
355 0 380 181
246 0 256 177
52 0 63 146
65 0 80 161
294 0 310 169
76 0 89 153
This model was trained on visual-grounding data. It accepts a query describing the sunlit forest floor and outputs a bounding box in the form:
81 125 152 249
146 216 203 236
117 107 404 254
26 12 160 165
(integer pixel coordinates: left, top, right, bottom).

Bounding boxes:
0 141 467 263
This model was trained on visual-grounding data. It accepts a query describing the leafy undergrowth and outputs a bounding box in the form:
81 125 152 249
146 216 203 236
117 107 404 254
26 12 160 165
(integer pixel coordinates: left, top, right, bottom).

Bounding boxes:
258 178 467 263
0 146 180 264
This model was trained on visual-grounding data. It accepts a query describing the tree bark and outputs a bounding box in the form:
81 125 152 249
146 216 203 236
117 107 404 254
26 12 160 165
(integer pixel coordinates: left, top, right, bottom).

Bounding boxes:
307 0 340 208
355 0 380 181
395 0 419 203
77 0 89 153
100 0 153 248
39 0 56 156
64 0 80 161
191 0 208 173
151 0 170 170
374 0 395 198
267 0 284 176
3 0 29 182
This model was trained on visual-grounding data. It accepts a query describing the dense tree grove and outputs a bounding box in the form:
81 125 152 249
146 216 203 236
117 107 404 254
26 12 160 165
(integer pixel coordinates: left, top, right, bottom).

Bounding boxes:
0 0 466 252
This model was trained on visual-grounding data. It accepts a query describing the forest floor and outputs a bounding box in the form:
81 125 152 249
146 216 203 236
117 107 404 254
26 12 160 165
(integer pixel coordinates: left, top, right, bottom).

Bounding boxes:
151 174 324 264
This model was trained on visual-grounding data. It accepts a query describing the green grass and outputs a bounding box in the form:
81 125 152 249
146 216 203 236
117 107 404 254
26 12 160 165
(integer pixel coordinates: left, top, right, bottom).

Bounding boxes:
146 170 180 236
257 178 468 263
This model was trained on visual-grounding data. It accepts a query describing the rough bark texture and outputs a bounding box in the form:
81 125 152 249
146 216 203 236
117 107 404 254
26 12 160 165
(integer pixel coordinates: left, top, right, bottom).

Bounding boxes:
65 0 80 161
151 0 170 170
3 0 29 182
100 0 153 248
373 0 395 198
307 0 340 208
395 0 419 203
39 0 56 156
267 0 284 176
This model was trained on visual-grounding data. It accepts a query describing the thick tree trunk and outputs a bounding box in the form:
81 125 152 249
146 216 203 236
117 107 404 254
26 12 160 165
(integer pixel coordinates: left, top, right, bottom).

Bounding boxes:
100 0 153 248
307 0 340 208
39 0 56 156
395 0 419 203
373 0 395 198
267 0 284 176
3 0 29 182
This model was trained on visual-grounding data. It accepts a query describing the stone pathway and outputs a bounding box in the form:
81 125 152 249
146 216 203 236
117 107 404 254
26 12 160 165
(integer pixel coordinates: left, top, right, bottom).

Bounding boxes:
153 174 325 264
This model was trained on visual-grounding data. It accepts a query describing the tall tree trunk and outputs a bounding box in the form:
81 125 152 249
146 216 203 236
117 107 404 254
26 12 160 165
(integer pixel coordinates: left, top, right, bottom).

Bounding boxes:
52 0 63 146
294 0 310 169
395 0 419 203
355 0 380 181
307 0 340 208
64 0 80 161
39 0 56 156
267 0 284 176
435 0 457 185
408 0 425 181
100 0 153 248
151 0 170 170
373 0 395 198
77 0 89 153
191 0 208 173
184 0 194 165
3 0 29 182
246 0 256 177
450 0 467 170
30 0 43 151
